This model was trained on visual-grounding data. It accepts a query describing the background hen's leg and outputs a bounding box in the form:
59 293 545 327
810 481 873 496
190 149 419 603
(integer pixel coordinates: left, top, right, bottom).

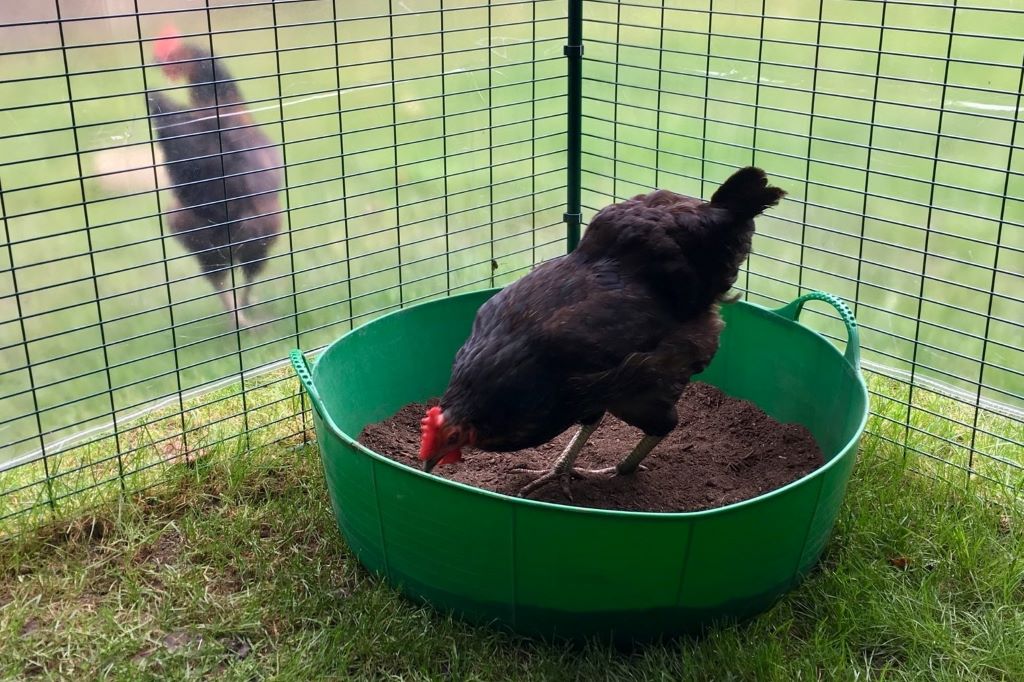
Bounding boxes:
203 264 250 329
218 288 250 328
235 281 257 326
516 419 601 500
204 264 250 329
233 227 276 328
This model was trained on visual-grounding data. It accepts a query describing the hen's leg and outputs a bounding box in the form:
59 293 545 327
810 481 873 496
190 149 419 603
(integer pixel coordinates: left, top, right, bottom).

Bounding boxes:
516 420 601 500
236 283 257 324
576 434 662 476
218 289 250 328
202 265 250 329
180 220 250 329
572 396 677 478
235 239 274 328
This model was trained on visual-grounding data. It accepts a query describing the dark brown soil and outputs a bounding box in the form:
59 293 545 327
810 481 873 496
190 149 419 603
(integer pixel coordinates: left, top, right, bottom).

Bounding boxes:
358 382 824 513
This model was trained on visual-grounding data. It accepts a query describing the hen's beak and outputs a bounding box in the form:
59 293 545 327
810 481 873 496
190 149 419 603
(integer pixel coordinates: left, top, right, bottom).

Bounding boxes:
422 453 443 473
422 448 460 473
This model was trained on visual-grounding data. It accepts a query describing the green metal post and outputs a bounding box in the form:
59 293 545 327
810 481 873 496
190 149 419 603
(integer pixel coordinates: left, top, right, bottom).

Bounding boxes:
564 0 583 252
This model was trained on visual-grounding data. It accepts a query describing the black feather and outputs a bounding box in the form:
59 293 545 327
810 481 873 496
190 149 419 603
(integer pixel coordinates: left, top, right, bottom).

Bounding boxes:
709 166 787 221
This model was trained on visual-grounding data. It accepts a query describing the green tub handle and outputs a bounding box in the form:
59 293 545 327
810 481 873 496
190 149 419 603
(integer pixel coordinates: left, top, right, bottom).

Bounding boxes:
290 349 327 420
773 291 861 371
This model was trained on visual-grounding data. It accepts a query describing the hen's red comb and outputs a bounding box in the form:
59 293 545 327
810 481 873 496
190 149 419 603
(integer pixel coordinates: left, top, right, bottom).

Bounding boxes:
153 25 182 63
419 406 444 461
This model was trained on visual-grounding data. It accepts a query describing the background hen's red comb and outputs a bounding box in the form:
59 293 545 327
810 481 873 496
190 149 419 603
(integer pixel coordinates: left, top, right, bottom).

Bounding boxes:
153 25 182 63
419 406 444 460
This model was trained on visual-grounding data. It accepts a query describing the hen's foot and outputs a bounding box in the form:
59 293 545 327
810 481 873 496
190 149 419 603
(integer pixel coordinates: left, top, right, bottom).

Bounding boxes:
515 464 647 500
565 463 649 477
516 468 581 500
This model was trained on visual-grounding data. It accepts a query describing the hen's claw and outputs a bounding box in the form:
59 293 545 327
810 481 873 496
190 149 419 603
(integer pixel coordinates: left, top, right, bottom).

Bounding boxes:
583 463 649 476
517 469 579 500
516 463 648 500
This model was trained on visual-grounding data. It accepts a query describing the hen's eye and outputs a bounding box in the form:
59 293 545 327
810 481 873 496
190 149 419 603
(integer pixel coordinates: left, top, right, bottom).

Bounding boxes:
446 432 460 445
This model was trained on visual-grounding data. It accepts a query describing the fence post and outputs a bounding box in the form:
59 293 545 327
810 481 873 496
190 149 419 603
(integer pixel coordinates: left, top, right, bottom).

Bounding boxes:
564 0 584 252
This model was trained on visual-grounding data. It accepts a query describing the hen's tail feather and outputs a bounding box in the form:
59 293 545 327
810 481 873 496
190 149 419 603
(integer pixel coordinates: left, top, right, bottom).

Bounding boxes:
709 166 786 222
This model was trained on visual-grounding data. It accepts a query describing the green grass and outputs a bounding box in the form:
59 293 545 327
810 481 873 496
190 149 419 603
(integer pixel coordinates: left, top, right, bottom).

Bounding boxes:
1 393 1021 681
0 363 312 532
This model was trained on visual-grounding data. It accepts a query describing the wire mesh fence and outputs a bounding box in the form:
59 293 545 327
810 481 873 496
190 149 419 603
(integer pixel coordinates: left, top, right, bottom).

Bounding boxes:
581 0 1022 494
0 0 1021 532
1 0 568 529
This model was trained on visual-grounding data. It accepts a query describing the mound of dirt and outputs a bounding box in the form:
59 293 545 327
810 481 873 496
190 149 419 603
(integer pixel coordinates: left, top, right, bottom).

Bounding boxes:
358 382 824 513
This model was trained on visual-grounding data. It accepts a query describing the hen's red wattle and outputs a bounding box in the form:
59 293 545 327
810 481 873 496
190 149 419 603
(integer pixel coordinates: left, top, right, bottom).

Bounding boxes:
419 406 444 460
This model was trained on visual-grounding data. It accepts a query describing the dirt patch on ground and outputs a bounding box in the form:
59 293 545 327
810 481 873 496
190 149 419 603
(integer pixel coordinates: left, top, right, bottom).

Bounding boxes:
132 525 185 567
359 382 825 512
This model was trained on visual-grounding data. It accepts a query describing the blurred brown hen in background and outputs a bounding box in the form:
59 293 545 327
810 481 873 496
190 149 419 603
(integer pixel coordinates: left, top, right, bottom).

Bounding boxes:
146 26 283 328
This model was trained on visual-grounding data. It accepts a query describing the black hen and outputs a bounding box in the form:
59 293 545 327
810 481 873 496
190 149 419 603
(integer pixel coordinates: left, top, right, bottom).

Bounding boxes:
419 166 786 499
146 26 283 327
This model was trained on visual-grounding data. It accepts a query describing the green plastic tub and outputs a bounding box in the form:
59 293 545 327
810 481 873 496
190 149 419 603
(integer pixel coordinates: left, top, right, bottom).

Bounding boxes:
290 289 868 641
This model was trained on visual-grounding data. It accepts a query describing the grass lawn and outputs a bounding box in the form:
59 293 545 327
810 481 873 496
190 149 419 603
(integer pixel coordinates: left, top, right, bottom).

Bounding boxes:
1 389 1021 681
